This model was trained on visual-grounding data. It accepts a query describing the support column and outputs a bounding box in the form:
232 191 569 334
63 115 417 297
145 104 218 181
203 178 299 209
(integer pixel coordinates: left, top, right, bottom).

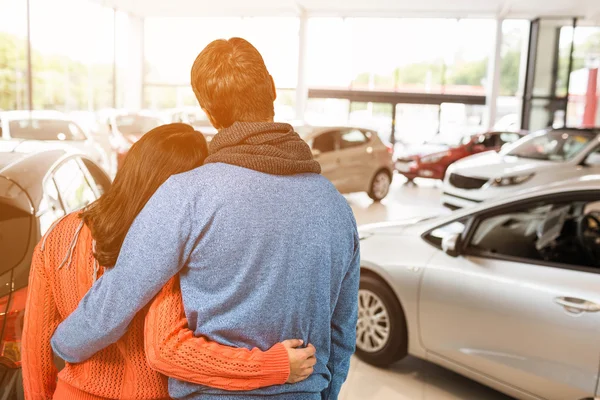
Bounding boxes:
483 18 503 131
295 10 308 123
25 0 33 110
583 68 598 127
122 13 144 111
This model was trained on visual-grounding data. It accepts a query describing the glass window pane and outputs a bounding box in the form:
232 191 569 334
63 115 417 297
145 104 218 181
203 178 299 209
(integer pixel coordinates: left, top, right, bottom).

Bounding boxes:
30 0 115 111
80 158 111 196
340 129 367 149
469 199 599 268
0 0 28 110
53 159 96 212
349 102 392 141
312 132 337 153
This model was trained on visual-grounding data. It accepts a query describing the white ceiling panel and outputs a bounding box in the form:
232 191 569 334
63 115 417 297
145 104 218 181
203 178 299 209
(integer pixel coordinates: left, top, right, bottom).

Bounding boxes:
92 0 600 21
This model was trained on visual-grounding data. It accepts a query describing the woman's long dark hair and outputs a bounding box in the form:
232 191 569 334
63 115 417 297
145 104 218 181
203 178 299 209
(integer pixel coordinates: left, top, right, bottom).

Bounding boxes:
80 123 208 267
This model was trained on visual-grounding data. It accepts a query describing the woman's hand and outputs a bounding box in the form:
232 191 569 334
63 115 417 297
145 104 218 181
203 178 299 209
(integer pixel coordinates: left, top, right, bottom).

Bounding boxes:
281 339 317 384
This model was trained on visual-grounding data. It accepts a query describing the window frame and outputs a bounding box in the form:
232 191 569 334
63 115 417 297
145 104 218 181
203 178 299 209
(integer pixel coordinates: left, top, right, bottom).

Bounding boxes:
50 156 98 214
461 190 600 274
582 145 600 167
78 157 110 198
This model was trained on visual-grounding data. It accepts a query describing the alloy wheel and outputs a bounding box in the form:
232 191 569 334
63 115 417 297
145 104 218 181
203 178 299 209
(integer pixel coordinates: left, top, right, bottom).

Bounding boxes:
356 289 390 353
371 172 391 200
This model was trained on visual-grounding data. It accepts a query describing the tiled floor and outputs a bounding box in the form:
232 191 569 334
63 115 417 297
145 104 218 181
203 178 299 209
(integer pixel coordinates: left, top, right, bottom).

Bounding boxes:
342 175 512 400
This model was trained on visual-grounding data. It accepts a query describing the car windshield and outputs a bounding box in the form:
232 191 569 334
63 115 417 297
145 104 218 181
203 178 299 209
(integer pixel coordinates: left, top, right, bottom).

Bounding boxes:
501 129 595 161
115 115 162 135
9 119 86 141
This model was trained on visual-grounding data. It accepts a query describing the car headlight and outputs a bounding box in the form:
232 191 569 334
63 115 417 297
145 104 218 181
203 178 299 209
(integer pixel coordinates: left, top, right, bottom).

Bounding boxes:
420 151 449 164
492 174 534 186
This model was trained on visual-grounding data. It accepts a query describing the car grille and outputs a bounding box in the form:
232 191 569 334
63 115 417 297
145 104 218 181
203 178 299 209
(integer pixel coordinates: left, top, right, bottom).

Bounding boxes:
449 173 488 190
395 157 415 163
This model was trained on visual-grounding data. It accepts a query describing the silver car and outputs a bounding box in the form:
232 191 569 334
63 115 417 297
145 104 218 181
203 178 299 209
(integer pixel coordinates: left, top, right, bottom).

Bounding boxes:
357 177 600 400
297 126 394 201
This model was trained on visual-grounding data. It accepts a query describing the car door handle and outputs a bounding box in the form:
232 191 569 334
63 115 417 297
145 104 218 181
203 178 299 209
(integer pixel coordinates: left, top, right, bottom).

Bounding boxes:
554 297 600 313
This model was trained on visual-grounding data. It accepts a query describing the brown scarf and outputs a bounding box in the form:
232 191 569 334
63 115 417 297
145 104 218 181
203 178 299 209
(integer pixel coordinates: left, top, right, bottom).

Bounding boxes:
205 122 321 175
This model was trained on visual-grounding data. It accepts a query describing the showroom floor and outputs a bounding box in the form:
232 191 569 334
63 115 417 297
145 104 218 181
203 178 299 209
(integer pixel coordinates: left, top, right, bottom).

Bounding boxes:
341 175 512 400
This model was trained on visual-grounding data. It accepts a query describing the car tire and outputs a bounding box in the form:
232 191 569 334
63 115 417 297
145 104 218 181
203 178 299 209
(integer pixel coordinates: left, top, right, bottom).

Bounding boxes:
368 170 391 201
355 273 408 367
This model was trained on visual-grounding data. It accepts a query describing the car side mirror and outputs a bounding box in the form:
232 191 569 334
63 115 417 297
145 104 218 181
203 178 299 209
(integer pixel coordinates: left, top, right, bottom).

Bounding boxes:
312 149 321 158
442 233 462 257
583 152 600 167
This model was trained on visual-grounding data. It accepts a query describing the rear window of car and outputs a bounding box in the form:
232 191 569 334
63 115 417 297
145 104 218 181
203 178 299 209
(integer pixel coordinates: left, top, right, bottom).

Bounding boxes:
9 119 86 141
0 201 32 275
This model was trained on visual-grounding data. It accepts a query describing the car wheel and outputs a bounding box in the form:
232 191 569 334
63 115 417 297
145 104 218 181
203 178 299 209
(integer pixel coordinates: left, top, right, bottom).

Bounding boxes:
368 170 391 201
355 274 408 367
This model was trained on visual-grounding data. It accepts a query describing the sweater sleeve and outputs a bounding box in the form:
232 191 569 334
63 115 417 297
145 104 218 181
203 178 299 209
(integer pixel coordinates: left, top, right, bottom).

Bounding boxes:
323 233 360 400
51 176 199 363
144 276 290 390
22 243 61 400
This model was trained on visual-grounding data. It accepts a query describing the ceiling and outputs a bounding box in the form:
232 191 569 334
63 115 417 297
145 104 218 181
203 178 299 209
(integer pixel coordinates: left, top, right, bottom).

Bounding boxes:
94 0 600 21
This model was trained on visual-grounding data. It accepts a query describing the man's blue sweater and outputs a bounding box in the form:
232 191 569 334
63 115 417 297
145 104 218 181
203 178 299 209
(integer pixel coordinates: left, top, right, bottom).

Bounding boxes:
51 163 359 399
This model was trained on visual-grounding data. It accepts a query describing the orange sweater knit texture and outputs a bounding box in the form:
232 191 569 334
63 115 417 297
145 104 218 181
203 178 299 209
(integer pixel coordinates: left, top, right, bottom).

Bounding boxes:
21 213 290 400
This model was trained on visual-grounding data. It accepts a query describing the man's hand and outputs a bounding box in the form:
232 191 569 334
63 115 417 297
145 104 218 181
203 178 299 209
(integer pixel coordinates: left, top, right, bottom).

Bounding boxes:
282 339 317 384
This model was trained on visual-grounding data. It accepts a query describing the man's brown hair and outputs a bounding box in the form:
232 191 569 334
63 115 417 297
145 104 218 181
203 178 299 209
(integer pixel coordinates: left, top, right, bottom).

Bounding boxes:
190 38 275 130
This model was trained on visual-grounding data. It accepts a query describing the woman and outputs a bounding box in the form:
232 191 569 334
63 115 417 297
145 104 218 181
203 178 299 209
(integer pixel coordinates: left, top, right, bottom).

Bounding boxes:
21 123 315 399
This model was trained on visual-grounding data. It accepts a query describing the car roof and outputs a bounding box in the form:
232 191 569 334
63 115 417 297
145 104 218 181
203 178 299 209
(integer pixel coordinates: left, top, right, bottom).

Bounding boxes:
0 110 69 121
0 149 74 212
441 176 600 223
294 125 374 139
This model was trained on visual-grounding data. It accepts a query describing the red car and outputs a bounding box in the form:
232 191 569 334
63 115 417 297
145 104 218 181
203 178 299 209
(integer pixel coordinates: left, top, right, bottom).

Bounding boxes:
394 131 527 182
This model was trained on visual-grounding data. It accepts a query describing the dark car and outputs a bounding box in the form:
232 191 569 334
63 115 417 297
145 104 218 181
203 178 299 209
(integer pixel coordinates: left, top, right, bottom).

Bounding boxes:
0 146 111 399
394 131 527 182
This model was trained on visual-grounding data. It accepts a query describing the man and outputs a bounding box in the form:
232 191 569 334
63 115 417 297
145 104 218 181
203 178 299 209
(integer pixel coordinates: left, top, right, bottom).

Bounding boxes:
51 38 359 400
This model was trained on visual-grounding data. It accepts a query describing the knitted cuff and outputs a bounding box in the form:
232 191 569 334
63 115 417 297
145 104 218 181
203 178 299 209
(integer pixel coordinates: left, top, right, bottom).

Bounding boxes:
259 342 291 387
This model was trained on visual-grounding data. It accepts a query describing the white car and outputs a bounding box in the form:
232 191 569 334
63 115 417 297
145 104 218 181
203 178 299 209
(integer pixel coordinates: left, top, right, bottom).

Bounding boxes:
357 176 600 400
0 110 111 175
442 128 600 209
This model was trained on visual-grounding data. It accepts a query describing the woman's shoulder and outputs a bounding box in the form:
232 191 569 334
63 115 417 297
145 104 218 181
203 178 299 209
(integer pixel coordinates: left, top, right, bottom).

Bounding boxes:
40 212 86 252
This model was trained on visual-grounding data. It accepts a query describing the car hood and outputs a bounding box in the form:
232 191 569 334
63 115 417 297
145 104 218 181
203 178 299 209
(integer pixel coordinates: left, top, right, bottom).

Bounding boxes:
395 143 449 160
451 151 557 178
359 213 442 237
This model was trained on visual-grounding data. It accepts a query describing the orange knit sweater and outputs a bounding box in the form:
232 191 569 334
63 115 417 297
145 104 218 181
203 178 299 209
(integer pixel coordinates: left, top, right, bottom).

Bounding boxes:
22 213 290 400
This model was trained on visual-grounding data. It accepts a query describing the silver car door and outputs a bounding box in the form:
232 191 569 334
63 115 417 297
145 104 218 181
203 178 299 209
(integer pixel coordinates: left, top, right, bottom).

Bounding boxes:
419 193 600 400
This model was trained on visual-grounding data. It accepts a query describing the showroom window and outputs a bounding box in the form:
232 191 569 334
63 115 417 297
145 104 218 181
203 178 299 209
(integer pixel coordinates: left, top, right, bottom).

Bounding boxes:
29 0 115 111
0 0 28 110
468 199 599 269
